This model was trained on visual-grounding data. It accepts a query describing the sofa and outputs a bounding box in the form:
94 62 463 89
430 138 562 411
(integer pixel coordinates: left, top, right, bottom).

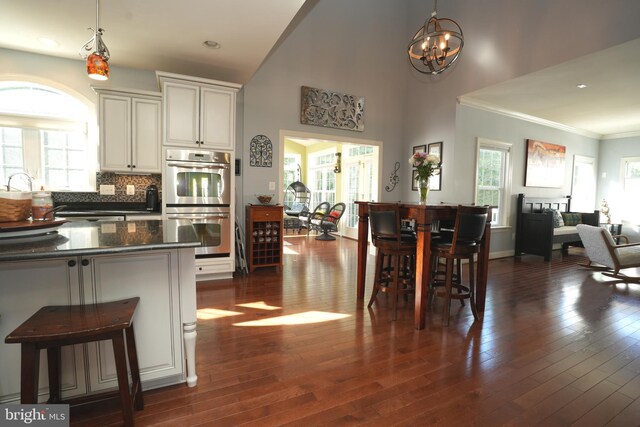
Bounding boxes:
515 194 599 261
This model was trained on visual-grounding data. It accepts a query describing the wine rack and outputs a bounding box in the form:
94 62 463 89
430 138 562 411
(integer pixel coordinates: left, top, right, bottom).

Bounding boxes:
245 205 284 272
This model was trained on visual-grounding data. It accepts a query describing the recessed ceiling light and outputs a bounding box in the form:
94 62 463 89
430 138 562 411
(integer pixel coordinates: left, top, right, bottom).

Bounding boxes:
38 37 59 48
576 83 587 89
202 40 221 49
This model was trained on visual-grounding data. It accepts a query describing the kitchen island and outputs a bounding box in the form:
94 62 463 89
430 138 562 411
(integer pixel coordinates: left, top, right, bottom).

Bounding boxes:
0 219 200 404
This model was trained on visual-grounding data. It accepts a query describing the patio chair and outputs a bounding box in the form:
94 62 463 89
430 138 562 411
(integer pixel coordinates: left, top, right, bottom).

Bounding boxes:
576 224 640 283
299 202 330 235
313 202 346 241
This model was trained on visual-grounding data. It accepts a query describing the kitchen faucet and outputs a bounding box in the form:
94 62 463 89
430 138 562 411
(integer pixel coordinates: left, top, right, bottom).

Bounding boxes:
6 172 33 192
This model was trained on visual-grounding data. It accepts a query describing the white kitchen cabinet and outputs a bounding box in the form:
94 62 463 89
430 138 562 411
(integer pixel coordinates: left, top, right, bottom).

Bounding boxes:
158 72 240 150
98 89 161 173
0 258 86 403
0 248 196 403
82 251 183 391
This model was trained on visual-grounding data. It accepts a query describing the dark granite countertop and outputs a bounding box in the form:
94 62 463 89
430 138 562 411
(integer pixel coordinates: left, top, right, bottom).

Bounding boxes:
0 220 199 262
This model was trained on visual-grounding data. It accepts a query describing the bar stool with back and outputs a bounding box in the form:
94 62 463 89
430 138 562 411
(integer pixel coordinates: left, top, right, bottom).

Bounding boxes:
430 205 489 326
367 203 417 320
5 297 144 426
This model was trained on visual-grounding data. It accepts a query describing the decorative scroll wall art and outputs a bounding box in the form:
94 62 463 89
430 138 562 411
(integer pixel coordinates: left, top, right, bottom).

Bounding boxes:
525 139 565 187
249 135 273 167
300 86 365 132
385 162 400 192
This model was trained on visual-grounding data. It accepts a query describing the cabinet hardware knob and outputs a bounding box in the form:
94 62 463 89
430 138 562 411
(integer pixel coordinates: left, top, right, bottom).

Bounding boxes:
68 260 76 267
81 259 90 266
127 164 131 168
132 165 136 168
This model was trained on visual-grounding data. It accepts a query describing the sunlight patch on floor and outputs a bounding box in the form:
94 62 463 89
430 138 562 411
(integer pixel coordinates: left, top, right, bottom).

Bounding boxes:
283 247 299 255
236 301 281 310
233 311 350 326
197 308 244 320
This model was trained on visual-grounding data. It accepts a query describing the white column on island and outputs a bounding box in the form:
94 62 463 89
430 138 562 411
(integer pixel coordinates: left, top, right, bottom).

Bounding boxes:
179 248 198 387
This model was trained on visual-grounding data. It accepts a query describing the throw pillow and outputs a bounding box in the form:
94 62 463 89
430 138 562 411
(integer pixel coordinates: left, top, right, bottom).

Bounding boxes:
543 208 564 228
561 212 582 226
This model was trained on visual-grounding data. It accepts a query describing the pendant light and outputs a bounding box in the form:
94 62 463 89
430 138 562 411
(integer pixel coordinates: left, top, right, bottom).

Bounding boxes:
408 0 464 75
79 0 110 80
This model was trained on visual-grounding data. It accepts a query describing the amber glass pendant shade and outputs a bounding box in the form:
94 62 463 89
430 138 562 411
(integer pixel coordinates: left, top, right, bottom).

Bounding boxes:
86 53 109 80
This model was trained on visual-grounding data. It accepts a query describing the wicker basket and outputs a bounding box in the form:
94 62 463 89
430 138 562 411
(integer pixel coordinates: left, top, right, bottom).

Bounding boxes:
0 193 32 222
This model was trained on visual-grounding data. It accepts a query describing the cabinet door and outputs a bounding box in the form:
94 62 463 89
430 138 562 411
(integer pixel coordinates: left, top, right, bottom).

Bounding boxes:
0 258 86 403
200 86 235 150
82 251 183 392
132 97 161 173
100 94 132 172
163 81 199 147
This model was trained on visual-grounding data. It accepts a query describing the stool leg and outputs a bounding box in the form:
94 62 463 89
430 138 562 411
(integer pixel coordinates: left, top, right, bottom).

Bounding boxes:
391 254 401 321
468 255 479 321
368 249 383 308
46 346 61 403
20 343 40 404
442 258 454 326
125 325 144 411
112 332 135 426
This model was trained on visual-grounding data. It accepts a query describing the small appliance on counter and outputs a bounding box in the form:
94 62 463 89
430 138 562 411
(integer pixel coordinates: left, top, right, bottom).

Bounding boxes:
146 185 159 211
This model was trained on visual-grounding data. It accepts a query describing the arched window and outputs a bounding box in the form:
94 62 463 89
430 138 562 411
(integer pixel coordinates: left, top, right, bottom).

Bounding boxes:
0 81 93 190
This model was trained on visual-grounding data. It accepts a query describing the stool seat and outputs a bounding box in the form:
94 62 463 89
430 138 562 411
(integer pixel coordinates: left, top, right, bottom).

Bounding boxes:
6 298 138 344
5 297 143 426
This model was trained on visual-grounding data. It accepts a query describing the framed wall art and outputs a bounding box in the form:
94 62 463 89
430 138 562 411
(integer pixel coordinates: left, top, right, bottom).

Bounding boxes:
411 170 419 191
525 139 565 187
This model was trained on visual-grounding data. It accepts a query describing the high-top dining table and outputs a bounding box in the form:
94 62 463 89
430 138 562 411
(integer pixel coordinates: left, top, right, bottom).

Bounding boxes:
355 202 492 330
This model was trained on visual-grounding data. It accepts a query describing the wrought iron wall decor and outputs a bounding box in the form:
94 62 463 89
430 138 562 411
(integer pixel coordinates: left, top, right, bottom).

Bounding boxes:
300 86 365 132
249 135 273 167
385 162 401 192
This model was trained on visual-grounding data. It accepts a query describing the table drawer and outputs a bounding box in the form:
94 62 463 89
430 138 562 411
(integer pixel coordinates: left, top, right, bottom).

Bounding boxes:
251 208 283 221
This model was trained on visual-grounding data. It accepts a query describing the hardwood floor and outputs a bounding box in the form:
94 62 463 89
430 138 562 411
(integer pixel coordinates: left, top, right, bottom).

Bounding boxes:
73 234 640 426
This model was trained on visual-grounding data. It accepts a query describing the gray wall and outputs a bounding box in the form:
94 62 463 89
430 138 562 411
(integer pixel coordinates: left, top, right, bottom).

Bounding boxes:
241 0 408 206
597 135 640 241
402 0 640 204
456 105 600 254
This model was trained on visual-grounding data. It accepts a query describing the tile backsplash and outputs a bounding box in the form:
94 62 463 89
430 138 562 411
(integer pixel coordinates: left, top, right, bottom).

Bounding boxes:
52 172 162 204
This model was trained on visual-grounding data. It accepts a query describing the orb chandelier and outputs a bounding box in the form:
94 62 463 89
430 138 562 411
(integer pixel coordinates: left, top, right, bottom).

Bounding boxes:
408 0 464 75
79 0 110 80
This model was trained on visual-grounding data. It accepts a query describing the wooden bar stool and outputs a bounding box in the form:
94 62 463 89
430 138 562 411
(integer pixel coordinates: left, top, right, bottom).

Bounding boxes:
5 297 144 426
367 203 417 320
430 206 489 326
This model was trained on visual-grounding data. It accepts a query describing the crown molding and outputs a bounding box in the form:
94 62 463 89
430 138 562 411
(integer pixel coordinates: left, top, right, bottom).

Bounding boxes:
457 96 604 140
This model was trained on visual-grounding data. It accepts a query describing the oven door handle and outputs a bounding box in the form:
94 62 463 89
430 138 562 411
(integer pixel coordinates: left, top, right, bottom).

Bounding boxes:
166 161 229 169
168 214 230 220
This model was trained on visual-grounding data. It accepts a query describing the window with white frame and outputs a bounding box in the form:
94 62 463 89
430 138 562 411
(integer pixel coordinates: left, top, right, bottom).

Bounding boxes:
308 150 336 207
474 138 512 226
620 156 640 223
0 81 92 190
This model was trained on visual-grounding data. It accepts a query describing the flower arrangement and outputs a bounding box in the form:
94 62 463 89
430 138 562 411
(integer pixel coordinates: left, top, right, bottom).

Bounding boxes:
409 152 441 182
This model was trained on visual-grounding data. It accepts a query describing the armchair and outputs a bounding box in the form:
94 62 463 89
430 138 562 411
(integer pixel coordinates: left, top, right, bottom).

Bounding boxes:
576 224 640 283
299 202 330 235
313 202 346 241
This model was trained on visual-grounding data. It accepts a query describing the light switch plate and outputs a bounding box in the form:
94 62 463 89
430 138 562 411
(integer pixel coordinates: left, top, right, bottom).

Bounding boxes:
99 184 115 195
126 185 135 195
269 181 276 191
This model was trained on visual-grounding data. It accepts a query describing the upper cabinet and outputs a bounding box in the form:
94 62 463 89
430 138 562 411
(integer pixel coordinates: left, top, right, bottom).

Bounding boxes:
157 72 241 151
97 89 161 173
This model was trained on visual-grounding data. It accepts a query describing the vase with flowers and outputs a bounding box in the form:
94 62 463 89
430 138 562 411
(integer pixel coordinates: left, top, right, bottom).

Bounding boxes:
409 152 441 204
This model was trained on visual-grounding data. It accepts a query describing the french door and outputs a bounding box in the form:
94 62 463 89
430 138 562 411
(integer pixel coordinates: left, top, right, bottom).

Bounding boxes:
342 146 377 239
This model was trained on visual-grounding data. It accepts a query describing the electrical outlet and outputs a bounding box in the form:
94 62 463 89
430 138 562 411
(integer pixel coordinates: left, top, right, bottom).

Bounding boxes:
99 185 115 195
269 181 276 191
126 185 135 195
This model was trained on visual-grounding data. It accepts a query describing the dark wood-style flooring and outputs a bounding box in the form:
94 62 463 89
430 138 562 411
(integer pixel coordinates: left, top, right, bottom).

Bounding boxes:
73 234 640 426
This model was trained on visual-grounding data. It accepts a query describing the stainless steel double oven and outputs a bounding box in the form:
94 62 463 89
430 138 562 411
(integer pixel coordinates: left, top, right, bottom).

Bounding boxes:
164 149 231 258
